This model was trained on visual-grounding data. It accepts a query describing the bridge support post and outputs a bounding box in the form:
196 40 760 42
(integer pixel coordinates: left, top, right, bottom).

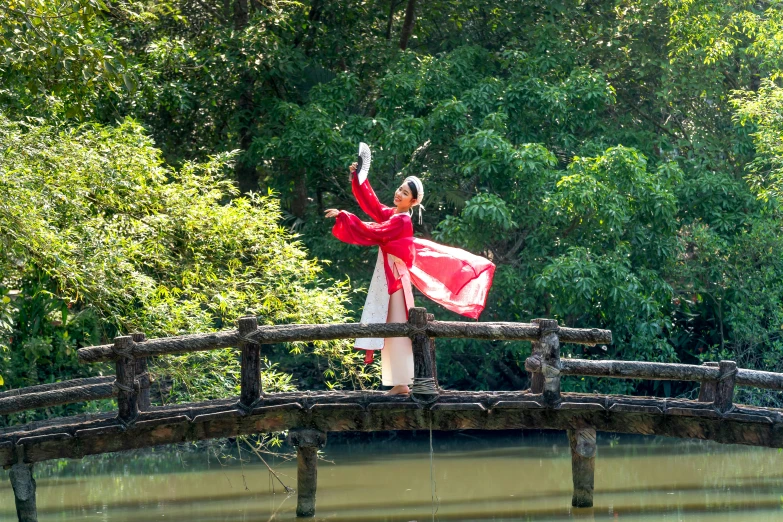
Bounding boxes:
131 333 151 411
409 308 439 403
238 316 261 409
568 426 596 508
113 336 138 424
9 447 37 522
697 362 719 403
287 429 327 518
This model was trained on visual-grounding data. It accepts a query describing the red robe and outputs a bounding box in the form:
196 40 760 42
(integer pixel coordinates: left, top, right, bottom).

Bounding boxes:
333 172 495 320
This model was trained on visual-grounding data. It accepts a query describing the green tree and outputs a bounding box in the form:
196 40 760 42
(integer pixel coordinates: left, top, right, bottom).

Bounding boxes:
0 114 369 423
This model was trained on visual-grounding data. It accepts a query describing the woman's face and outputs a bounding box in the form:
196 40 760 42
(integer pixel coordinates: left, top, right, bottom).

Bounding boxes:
393 183 417 211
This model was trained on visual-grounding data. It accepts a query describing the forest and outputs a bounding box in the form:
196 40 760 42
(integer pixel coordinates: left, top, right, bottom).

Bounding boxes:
2 0 783 425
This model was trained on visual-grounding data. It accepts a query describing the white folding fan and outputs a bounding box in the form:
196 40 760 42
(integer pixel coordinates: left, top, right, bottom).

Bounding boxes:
356 142 371 184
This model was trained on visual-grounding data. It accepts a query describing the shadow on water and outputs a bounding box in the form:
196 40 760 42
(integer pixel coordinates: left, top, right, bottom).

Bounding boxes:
1 430 782 521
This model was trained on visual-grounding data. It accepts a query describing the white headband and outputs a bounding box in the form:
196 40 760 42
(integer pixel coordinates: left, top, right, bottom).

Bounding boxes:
404 176 424 206
404 175 425 224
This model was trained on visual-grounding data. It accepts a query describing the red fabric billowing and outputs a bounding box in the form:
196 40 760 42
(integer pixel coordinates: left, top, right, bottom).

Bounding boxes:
332 172 495 319
409 238 495 319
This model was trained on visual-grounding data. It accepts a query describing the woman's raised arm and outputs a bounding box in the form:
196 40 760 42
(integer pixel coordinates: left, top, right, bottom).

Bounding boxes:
350 165 394 224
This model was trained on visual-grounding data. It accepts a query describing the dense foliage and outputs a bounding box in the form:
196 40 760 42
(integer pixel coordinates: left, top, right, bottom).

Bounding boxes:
3 0 783 408
0 114 368 424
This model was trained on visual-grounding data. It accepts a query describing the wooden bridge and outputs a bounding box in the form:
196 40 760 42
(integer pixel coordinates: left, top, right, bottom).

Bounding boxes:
4 308 783 521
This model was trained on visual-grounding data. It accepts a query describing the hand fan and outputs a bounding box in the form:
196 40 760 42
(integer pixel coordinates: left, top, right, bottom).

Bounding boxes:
356 142 371 184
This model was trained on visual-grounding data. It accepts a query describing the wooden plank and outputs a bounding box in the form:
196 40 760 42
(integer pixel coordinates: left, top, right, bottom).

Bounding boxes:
491 400 544 410
609 404 663 414
667 407 721 419
560 402 605 411
430 403 486 411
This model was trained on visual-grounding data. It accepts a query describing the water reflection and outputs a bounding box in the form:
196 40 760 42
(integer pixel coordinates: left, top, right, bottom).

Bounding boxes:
1 431 782 521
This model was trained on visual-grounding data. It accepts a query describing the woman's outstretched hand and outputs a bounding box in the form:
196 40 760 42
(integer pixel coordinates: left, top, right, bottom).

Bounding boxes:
324 208 340 219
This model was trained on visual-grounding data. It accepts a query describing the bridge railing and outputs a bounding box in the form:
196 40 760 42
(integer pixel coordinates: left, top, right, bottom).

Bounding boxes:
3 307 782 421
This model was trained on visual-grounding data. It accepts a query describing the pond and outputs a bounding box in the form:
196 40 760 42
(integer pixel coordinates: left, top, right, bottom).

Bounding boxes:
1 431 781 521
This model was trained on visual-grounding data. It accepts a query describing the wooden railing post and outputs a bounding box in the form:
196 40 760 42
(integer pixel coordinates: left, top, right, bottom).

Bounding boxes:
426 313 438 388
238 316 261 410
715 360 737 413
525 319 561 406
131 333 151 411
568 426 596 508
409 307 439 403
113 336 138 424
10 447 37 522
697 362 719 402
287 429 327 518
529 319 545 393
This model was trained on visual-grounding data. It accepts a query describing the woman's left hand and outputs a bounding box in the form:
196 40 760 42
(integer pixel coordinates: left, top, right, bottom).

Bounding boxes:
324 208 340 218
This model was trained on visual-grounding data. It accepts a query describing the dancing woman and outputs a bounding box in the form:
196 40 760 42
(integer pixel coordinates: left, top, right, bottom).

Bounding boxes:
325 162 495 395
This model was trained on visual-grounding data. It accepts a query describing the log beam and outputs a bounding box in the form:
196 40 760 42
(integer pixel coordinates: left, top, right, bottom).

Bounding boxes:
2 390 783 468
287 429 327 518
77 322 612 363
568 427 596 508
0 382 115 416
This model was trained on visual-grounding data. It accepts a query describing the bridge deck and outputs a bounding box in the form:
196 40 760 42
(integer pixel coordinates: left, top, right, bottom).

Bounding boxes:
3 389 782 468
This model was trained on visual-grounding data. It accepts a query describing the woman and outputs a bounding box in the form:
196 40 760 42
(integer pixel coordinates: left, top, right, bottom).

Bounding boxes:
325 163 494 395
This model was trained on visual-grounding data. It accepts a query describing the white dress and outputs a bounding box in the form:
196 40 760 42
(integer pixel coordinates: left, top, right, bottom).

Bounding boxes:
356 249 414 386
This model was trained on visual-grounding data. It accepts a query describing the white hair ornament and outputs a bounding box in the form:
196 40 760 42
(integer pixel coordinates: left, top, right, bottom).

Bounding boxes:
404 175 425 224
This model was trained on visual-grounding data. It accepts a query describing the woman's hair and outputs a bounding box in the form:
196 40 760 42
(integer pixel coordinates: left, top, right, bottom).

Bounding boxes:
406 180 419 201
404 176 424 205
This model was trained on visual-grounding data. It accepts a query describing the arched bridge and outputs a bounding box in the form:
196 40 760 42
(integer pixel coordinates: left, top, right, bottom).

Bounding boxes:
3 308 783 521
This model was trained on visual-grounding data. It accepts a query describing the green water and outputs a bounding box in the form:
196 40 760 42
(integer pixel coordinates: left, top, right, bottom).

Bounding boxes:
1 431 782 521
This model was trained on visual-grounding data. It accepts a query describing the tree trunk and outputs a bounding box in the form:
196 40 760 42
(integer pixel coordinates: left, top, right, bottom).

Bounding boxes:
291 168 308 219
233 0 249 30
235 70 257 194
386 0 399 41
399 0 417 50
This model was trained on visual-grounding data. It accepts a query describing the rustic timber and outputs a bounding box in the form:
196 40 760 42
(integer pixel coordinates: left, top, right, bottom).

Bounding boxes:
9 453 37 522
568 427 596 508
0 376 114 399
78 329 242 363
0 381 115 416
409 308 439 403
4 390 783 469
287 429 326 518
715 360 738 413
131 333 151 411
529 319 544 394
539 319 561 406
698 362 719 402
77 321 612 363
238 316 262 409
113 336 138 424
